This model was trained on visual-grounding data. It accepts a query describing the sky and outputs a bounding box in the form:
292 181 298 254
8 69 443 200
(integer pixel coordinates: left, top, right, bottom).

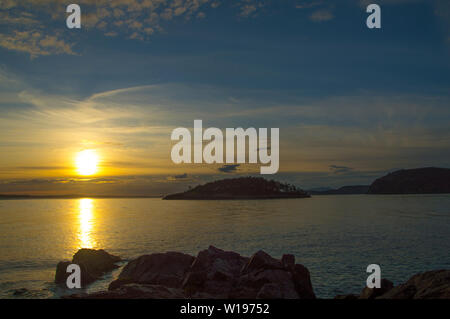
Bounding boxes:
0 0 449 195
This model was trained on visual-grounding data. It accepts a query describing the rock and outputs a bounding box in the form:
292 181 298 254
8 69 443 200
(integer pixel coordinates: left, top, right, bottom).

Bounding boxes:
334 294 359 300
334 269 450 299
360 279 394 299
67 284 186 299
183 246 248 298
110 252 194 290
55 261 73 285
55 249 121 287
291 264 315 299
12 288 28 296
241 250 283 275
256 283 283 299
281 254 295 269
231 250 315 299
72 249 121 277
233 269 300 299
65 246 316 299
55 260 97 286
377 270 450 299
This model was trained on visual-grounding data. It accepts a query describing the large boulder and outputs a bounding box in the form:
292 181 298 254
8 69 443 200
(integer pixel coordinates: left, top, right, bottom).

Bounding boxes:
55 249 121 287
230 251 315 299
72 249 121 276
377 270 450 299
109 252 194 290
183 246 249 298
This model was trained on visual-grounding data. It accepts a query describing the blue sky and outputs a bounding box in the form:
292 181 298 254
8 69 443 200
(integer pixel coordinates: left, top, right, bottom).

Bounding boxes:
0 0 449 195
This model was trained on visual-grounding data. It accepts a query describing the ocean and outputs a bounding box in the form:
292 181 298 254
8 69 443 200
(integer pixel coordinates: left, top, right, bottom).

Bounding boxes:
0 195 449 299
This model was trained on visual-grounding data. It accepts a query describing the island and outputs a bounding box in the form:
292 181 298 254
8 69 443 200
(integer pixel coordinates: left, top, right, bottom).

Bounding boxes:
163 177 310 200
368 167 450 194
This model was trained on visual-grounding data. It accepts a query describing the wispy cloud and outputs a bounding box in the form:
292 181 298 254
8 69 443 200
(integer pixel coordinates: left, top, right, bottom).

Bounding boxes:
218 164 240 173
309 9 334 22
0 69 449 180
329 165 354 175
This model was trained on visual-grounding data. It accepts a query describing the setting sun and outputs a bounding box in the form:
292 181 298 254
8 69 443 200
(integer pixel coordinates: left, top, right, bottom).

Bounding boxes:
75 150 99 176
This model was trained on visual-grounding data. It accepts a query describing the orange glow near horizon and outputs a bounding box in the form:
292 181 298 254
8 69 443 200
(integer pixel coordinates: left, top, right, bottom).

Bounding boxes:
75 149 99 176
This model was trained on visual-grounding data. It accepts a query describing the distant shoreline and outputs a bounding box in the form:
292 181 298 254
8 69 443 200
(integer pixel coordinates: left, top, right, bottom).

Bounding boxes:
0 195 162 200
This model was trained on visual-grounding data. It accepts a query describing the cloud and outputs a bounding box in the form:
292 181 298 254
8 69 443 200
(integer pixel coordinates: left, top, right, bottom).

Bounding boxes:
1 71 449 180
329 165 354 175
166 173 189 180
218 164 240 173
309 9 334 22
14 166 70 170
0 30 75 58
295 1 323 10
0 0 268 57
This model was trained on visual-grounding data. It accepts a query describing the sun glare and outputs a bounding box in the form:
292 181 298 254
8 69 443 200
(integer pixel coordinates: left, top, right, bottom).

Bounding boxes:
75 150 99 176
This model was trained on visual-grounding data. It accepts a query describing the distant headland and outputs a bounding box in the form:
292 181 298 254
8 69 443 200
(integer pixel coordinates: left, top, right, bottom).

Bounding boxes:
311 167 450 196
368 167 450 194
163 177 310 200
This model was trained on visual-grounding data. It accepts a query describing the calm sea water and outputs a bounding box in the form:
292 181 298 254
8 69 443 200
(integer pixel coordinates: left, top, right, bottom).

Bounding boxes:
0 195 449 299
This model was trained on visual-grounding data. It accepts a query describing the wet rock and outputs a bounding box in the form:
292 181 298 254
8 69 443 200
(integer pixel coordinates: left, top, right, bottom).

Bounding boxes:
55 249 121 287
12 288 28 296
360 279 394 299
110 252 194 290
55 261 73 285
72 249 121 277
377 270 450 299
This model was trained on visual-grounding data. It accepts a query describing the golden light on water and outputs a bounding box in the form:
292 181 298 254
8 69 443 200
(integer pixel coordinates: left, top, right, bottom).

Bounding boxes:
78 198 96 249
75 150 99 176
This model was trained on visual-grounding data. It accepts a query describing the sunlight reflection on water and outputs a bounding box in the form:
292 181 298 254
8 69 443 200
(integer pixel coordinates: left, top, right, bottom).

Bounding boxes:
78 198 96 249
0 195 449 298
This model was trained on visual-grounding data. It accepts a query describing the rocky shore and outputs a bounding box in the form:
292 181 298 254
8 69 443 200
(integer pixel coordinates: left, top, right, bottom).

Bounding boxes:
56 247 450 299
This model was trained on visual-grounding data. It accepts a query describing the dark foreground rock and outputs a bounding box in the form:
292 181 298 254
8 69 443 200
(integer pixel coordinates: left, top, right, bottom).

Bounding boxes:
55 249 121 287
335 270 450 299
68 284 186 299
67 246 316 299
109 252 195 290
378 270 450 299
